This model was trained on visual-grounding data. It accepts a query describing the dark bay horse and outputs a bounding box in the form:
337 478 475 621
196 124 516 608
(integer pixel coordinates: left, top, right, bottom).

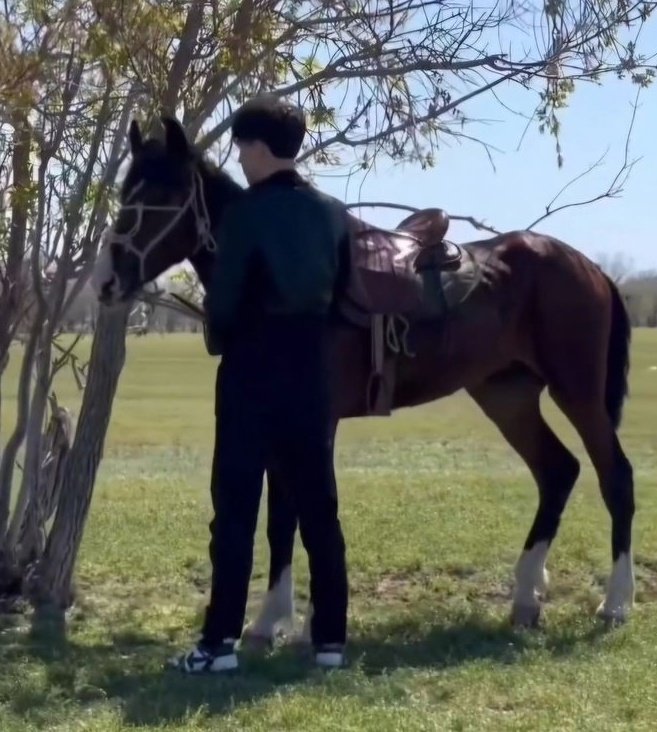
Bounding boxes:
91 117 635 642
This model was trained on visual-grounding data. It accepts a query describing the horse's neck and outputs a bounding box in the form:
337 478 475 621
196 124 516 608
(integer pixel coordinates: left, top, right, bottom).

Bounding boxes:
189 166 243 291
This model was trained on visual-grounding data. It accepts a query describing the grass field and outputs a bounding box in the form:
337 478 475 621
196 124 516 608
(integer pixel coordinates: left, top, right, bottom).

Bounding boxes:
1 329 656 731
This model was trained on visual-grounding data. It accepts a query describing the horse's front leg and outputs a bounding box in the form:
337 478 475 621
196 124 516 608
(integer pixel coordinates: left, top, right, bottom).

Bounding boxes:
242 466 298 647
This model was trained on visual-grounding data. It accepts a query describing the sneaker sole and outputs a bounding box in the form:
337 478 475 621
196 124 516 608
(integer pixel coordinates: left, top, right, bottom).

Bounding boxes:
315 651 345 668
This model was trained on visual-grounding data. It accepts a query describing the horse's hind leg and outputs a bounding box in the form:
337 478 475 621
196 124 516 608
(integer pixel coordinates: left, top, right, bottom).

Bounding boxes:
550 396 635 623
469 366 580 627
242 420 339 646
242 469 298 646
536 276 635 622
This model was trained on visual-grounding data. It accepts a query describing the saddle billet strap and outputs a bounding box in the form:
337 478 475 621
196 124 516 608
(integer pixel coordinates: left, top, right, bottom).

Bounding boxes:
366 314 392 415
372 314 385 376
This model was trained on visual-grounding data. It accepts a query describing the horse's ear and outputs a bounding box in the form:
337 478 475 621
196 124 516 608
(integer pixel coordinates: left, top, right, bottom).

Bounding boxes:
128 119 143 155
161 116 190 158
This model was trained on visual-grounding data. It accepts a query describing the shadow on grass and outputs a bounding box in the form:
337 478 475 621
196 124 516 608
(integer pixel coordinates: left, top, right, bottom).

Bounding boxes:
0 605 616 728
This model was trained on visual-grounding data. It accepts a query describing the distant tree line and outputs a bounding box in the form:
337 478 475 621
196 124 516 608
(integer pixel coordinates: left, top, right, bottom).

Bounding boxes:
20 273 204 336
45 261 657 335
8 259 654 338
595 253 657 327
622 274 657 327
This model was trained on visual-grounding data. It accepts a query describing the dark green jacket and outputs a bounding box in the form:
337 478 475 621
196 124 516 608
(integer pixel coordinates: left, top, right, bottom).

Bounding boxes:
204 171 349 355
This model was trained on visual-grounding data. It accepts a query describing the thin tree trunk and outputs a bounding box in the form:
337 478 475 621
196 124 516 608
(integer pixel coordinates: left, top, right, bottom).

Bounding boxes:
29 304 129 610
16 402 72 567
0 349 8 435
7 332 54 553
0 113 30 364
162 0 204 117
0 114 32 555
0 321 42 555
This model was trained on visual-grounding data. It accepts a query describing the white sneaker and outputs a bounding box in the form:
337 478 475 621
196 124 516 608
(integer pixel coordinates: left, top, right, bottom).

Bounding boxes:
169 642 238 674
315 643 346 668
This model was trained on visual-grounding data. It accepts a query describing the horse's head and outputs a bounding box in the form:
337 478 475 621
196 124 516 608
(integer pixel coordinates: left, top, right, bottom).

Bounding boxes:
92 116 216 305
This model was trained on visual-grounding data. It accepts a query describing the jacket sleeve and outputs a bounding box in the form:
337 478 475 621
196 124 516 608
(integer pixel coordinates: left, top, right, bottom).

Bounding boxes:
204 202 255 352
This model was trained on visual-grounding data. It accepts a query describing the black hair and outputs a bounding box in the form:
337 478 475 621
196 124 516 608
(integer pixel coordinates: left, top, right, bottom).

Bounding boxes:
231 97 306 159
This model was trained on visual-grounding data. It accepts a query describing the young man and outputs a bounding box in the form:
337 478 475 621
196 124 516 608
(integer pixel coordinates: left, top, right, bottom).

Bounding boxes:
173 97 350 673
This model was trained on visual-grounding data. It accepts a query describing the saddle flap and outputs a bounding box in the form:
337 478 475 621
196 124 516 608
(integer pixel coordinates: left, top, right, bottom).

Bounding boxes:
351 227 420 265
340 207 459 320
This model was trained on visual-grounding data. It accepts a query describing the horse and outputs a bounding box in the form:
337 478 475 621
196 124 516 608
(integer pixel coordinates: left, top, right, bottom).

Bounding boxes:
91 116 635 645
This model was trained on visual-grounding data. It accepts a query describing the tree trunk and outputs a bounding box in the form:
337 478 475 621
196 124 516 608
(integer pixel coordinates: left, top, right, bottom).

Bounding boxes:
16 402 72 569
7 328 53 553
0 114 32 561
29 304 129 610
0 113 30 364
0 326 41 558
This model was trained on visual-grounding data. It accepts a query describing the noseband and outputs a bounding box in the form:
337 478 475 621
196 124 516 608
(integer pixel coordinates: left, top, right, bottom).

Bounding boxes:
101 169 217 284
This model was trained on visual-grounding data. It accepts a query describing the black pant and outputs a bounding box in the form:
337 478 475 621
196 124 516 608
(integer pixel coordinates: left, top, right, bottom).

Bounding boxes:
201 315 348 648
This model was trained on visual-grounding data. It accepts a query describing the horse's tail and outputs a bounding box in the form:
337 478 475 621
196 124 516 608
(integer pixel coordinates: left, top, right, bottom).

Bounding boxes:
605 274 631 430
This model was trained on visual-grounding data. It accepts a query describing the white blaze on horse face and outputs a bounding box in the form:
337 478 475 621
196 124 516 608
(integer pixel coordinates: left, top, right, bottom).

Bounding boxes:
513 540 550 609
247 564 295 639
597 550 635 622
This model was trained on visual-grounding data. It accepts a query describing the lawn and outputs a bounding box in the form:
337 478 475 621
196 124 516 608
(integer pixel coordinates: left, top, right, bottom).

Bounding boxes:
1 329 656 731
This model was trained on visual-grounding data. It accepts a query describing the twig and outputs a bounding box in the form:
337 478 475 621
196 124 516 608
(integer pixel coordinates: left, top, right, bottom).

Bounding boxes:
526 87 643 230
51 332 83 376
345 202 502 235
345 201 421 213
138 291 206 322
448 215 501 236
297 68 523 164
51 336 89 391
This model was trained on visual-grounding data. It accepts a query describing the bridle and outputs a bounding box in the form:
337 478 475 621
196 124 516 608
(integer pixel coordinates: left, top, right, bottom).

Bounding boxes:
100 169 217 284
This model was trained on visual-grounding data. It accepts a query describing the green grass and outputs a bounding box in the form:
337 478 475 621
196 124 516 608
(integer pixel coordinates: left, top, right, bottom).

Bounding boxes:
1 329 657 731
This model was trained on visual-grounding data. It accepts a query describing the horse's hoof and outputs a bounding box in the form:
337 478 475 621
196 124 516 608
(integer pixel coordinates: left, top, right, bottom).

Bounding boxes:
595 602 628 627
240 629 274 653
511 602 542 629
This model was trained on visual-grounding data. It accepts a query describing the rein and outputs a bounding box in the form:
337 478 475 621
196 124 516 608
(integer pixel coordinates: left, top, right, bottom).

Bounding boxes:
101 183 445 358
104 191 421 286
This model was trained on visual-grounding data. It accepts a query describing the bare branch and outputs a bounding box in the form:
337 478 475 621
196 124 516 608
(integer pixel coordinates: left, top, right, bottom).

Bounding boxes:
526 86 642 230
161 0 205 115
0 112 31 364
346 201 502 236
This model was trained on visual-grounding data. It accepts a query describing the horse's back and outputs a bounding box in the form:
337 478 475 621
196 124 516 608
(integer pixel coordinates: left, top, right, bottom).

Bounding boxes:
458 229 608 301
463 229 601 270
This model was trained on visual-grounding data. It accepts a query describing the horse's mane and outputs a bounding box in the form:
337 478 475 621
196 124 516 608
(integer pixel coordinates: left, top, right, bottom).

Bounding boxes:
192 146 244 201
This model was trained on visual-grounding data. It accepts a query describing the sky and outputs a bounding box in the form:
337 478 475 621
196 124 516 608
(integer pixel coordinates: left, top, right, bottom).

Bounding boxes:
219 15 657 276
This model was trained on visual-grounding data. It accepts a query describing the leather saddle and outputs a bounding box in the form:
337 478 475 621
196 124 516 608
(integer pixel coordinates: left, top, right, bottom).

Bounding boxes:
338 207 461 327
